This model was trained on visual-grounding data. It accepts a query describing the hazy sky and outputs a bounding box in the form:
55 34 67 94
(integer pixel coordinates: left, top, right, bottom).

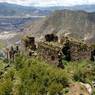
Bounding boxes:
0 0 95 6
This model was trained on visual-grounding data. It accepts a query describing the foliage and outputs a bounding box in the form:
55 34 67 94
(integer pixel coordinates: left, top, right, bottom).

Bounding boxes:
0 78 13 95
0 55 95 94
64 60 95 84
14 55 69 95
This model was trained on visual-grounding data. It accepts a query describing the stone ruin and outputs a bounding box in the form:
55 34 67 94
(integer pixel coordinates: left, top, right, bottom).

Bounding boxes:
37 33 93 66
38 42 62 65
22 36 37 56
3 33 95 67
23 36 36 51
62 40 92 61
45 34 58 42
22 34 94 66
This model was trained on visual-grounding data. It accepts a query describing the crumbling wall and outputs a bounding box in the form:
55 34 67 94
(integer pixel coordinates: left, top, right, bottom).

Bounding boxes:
38 40 92 65
38 42 60 65
62 41 71 61
45 34 58 42
62 41 92 61
91 49 95 61
23 36 36 51
71 45 91 61
22 36 37 56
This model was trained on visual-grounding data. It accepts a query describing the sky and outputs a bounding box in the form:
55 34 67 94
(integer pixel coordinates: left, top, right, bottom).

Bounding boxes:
0 0 95 7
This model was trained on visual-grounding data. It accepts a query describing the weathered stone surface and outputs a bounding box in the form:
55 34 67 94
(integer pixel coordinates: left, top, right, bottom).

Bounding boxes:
67 82 91 95
38 42 61 65
38 39 92 65
69 41 92 61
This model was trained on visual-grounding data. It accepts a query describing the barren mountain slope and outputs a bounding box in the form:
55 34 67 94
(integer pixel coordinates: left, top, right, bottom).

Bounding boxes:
24 10 95 44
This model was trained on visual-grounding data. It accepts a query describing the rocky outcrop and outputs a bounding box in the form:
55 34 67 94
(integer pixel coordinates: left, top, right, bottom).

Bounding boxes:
67 82 92 95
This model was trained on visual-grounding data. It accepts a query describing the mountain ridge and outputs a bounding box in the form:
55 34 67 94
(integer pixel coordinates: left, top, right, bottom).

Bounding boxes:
0 3 95 16
0 3 53 16
24 9 95 44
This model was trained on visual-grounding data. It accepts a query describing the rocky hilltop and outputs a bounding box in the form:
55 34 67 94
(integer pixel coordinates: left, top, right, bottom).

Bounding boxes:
25 10 95 44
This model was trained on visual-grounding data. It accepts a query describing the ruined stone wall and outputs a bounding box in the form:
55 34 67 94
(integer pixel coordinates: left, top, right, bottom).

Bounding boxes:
23 36 36 51
45 34 58 42
38 41 92 65
69 42 92 61
38 42 60 65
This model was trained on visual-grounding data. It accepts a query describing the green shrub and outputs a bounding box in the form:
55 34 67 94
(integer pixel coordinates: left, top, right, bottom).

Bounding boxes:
0 55 95 95
14 56 69 94
0 78 13 95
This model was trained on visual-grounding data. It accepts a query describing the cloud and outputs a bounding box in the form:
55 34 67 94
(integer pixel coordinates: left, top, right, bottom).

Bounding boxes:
0 0 95 6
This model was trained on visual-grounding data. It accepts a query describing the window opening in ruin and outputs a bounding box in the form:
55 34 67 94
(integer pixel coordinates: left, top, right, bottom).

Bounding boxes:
91 49 95 61
51 56 55 61
62 42 71 61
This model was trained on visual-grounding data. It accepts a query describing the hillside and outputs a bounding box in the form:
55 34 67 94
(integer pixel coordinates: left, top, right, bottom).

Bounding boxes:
0 55 94 95
24 10 95 44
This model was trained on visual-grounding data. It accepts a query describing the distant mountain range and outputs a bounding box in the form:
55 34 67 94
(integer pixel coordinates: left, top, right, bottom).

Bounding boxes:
67 5 95 12
0 3 95 16
0 3 53 16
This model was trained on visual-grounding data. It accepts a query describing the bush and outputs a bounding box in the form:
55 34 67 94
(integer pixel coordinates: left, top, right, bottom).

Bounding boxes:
0 55 95 95
0 78 13 95
14 56 69 94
